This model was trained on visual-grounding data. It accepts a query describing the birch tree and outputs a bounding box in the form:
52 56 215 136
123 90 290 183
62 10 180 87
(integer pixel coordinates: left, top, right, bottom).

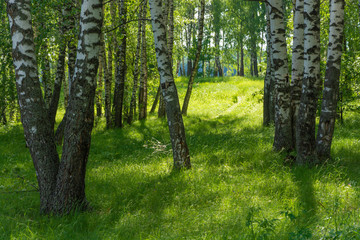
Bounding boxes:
6 0 103 214
316 0 345 160
290 0 304 149
182 0 206 116
296 0 321 164
268 0 293 151
149 0 191 169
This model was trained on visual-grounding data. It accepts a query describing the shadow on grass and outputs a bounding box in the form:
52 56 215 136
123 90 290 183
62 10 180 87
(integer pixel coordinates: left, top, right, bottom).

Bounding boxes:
87 167 198 238
291 167 318 224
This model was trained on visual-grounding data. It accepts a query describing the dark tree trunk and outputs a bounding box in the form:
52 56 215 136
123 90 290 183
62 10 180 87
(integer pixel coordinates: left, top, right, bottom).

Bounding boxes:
158 94 166 118
106 0 117 128
139 0 148 120
263 4 272 126
253 48 258 77
214 31 223 77
150 85 161 113
113 0 127 128
182 57 186 76
240 40 244 76
96 47 103 117
237 49 240 76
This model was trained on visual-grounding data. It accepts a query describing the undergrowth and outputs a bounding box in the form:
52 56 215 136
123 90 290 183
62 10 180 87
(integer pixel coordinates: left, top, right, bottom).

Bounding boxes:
1 76 360 239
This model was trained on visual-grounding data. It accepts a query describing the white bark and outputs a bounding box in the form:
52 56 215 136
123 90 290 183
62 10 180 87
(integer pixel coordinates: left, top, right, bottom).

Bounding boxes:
269 0 293 151
149 0 191 169
291 0 304 148
316 0 344 160
296 0 321 164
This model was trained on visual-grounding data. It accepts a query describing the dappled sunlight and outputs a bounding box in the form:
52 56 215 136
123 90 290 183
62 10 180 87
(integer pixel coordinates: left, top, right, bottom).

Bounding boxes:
1 76 360 239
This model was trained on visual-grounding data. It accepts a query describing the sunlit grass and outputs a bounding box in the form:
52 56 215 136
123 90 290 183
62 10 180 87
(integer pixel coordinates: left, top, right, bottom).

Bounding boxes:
1 76 360 239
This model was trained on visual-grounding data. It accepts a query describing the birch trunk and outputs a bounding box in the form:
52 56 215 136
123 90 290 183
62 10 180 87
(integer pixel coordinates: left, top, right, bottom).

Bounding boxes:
269 0 293 151
291 0 304 149
296 0 321 164
53 0 103 213
6 0 60 212
182 0 205 116
316 0 344 160
149 0 191 169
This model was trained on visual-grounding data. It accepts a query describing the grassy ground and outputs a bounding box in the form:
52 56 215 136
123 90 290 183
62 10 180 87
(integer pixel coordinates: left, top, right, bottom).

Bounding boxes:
1 76 360 239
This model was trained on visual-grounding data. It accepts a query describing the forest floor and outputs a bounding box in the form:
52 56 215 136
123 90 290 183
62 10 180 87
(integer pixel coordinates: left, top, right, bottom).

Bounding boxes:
1 76 360 239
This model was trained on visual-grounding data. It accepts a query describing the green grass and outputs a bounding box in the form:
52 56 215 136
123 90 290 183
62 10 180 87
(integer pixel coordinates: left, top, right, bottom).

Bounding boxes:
1 76 360 239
